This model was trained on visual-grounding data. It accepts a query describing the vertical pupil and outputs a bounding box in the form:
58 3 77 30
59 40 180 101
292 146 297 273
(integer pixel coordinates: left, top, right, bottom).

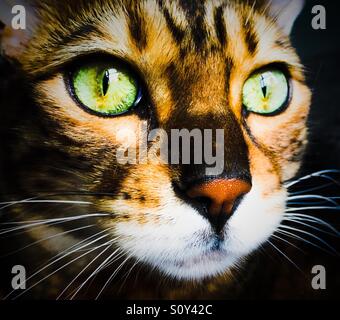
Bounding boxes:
260 75 267 97
102 70 110 96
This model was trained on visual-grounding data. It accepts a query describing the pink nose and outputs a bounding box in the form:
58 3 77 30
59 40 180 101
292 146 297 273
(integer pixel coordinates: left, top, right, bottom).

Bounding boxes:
187 179 251 217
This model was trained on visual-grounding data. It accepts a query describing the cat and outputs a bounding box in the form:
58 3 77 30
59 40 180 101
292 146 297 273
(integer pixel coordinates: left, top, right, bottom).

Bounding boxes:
0 0 327 299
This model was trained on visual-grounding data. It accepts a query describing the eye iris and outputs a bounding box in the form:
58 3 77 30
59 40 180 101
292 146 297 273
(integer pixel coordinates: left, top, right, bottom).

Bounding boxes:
242 69 288 115
72 62 139 116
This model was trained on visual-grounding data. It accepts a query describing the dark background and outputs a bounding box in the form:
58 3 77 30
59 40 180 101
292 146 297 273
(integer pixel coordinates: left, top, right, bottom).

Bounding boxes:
293 0 340 172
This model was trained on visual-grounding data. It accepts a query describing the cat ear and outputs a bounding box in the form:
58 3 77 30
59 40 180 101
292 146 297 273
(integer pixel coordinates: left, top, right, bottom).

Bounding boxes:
266 0 305 35
0 0 38 59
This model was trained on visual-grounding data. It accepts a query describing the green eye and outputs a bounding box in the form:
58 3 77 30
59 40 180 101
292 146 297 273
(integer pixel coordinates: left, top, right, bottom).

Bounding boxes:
71 61 140 116
242 69 289 115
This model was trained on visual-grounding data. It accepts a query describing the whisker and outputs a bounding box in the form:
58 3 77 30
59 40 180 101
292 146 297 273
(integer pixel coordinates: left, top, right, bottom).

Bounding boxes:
0 219 85 240
267 240 302 272
1 213 109 225
44 227 114 266
0 190 118 212
10 237 116 300
287 195 339 206
284 170 340 188
284 213 340 234
0 213 110 235
0 199 92 208
0 191 116 201
288 183 336 196
5 228 115 299
271 234 306 254
282 218 338 237
94 251 126 272
0 224 95 258
287 201 332 206
95 254 132 300
0 196 39 210
276 229 333 256
118 258 141 294
32 231 114 278
69 247 123 300
67 250 126 300
317 174 340 187
285 206 340 212
278 225 339 255
57 243 117 300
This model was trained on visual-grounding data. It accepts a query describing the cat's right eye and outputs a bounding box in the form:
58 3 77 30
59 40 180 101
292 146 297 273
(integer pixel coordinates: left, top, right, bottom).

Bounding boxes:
69 61 142 116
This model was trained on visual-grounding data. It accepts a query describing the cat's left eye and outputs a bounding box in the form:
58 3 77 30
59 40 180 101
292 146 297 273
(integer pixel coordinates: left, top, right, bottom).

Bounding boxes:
69 61 141 116
242 68 289 115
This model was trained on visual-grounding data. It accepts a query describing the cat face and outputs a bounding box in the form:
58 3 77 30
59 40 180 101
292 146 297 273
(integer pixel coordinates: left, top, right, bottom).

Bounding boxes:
0 0 311 289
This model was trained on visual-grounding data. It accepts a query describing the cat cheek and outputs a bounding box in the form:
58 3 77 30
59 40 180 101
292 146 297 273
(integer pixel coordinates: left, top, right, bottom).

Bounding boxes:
243 135 282 194
114 123 139 147
38 76 143 145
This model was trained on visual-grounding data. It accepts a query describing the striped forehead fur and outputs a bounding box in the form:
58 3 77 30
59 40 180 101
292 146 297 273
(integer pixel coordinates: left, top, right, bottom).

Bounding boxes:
19 0 301 77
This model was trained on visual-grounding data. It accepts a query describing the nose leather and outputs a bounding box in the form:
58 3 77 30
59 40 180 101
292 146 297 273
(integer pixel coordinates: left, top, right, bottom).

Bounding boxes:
187 179 251 217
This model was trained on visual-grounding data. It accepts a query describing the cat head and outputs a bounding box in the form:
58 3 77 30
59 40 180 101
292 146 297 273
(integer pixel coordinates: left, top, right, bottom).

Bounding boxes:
0 0 310 285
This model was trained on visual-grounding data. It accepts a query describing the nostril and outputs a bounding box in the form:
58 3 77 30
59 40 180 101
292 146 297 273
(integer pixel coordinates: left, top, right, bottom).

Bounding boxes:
186 178 251 229
228 193 247 215
194 196 212 209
